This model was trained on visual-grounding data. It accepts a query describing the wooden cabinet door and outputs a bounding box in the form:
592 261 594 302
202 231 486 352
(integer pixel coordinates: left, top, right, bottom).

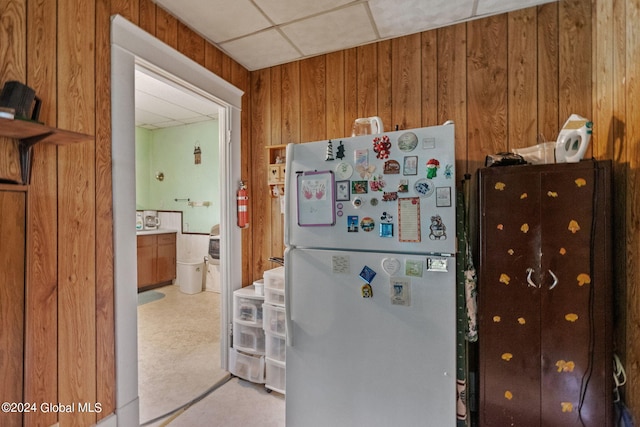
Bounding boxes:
479 167 543 426
538 164 612 426
479 162 612 427
0 190 26 427
156 233 176 283
137 235 157 288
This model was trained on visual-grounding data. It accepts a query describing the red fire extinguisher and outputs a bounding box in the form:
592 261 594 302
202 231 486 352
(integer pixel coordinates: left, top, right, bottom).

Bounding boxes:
237 180 249 229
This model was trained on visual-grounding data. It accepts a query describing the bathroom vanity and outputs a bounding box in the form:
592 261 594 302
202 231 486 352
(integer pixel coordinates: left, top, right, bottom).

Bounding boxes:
136 230 176 291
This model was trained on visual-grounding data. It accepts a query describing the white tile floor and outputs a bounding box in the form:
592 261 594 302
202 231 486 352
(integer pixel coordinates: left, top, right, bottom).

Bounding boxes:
138 285 284 426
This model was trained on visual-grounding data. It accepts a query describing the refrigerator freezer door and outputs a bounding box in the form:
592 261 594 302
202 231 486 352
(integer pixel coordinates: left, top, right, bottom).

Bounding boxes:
285 124 456 255
285 248 456 427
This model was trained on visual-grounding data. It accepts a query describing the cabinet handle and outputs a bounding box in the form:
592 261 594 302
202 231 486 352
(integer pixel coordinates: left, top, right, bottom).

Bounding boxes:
526 268 539 288
548 269 558 290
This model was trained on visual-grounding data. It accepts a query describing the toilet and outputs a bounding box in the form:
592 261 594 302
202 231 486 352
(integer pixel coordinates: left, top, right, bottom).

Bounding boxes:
177 259 204 294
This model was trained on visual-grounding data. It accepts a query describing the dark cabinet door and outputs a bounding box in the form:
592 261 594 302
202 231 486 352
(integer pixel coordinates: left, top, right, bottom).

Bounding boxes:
479 161 612 427
479 167 543 426
538 165 611 426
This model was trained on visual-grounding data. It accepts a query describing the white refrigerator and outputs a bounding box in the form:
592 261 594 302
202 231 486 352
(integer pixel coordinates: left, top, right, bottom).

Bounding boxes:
284 124 457 427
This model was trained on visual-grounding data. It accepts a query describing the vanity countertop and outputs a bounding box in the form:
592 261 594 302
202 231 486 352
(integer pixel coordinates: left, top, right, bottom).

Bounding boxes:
136 229 177 236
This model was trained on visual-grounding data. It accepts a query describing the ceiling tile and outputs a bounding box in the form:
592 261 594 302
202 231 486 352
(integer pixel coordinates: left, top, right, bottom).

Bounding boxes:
220 29 302 70
153 0 271 42
281 3 377 56
369 0 473 39
253 0 353 25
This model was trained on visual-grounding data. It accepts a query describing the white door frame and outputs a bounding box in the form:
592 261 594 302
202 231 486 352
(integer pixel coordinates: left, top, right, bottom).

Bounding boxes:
109 15 243 426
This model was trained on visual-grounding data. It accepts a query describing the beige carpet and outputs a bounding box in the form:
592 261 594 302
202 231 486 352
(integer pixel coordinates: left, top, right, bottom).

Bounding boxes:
138 285 227 424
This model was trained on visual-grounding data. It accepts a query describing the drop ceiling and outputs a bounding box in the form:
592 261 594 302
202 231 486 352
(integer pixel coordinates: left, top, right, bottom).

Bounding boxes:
153 0 557 71
135 68 221 129
138 0 557 129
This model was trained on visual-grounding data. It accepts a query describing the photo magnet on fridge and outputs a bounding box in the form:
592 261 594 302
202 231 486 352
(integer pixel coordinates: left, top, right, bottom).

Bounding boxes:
359 266 377 284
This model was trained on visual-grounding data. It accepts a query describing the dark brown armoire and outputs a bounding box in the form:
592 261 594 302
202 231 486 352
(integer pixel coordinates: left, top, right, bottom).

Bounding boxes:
478 160 613 426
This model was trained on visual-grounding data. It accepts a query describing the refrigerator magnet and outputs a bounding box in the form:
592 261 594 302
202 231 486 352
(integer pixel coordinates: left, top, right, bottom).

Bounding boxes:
398 197 421 242
390 277 411 306
361 283 373 298
405 259 424 277
335 162 353 180
359 265 377 284
379 223 393 238
360 217 375 232
296 170 336 226
336 181 350 201
436 187 452 207
347 215 359 232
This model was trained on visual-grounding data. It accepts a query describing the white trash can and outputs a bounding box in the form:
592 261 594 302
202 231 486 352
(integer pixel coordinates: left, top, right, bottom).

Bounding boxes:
177 259 204 294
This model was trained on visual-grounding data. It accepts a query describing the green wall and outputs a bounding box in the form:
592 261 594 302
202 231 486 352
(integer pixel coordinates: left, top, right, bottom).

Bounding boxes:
135 120 220 233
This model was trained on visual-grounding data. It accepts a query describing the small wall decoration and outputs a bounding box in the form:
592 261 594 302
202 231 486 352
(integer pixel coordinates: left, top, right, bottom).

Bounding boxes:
194 144 202 164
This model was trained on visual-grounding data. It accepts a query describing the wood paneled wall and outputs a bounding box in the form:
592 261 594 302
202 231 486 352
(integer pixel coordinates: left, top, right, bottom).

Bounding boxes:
1 0 639 424
248 0 640 417
249 1 594 274
0 0 249 425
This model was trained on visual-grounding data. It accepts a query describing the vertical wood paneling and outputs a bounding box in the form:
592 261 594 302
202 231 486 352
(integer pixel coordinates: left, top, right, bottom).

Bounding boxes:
625 0 640 411
3 0 640 423
178 22 205 66
537 3 560 141
24 0 58 424
508 8 538 148
205 43 224 76
57 0 97 424
155 6 177 49
356 43 378 120
139 0 156 35
0 0 25 182
300 56 326 142
344 48 357 137
391 33 421 130
0 190 25 427
96 0 115 419
250 69 270 279
326 51 345 139
437 24 468 179
467 16 508 157
558 0 592 121
421 31 438 127
377 40 393 132
111 0 137 24
281 62 301 144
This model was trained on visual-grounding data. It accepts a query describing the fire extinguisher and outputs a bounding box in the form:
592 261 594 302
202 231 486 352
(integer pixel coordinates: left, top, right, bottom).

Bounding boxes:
237 180 249 229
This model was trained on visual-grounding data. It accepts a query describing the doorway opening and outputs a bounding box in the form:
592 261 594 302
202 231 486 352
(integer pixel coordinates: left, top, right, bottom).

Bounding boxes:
111 15 244 426
133 65 228 424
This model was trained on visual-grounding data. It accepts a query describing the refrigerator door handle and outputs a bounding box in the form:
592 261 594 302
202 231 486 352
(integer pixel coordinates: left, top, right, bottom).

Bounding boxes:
284 247 293 347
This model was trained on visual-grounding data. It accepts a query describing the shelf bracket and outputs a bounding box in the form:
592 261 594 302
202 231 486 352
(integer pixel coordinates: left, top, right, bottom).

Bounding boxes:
18 133 53 184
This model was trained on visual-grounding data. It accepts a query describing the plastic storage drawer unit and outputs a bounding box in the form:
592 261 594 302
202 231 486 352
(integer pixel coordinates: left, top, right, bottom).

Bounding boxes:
265 357 286 394
265 332 286 362
234 323 265 353
263 304 286 337
229 348 265 384
263 266 285 290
